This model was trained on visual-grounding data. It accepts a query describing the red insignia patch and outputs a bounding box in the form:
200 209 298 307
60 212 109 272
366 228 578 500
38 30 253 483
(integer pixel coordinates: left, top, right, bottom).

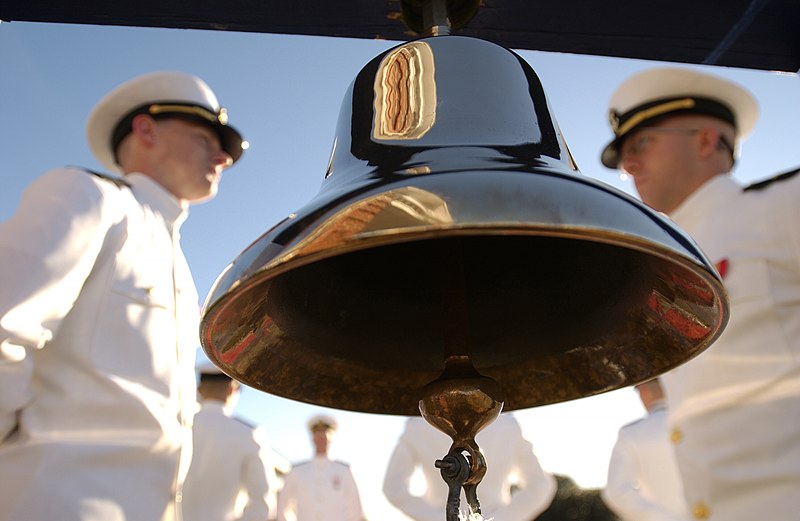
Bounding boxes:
714 258 729 279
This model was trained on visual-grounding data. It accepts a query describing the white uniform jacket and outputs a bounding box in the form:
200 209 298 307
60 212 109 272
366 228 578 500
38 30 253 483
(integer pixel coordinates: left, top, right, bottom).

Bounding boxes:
602 402 687 521
182 401 271 521
383 414 556 521
662 171 800 520
277 455 364 521
0 168 199 521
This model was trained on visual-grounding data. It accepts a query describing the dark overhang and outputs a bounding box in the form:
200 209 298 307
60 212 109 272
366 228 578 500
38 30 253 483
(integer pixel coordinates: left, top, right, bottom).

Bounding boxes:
1 0 798 72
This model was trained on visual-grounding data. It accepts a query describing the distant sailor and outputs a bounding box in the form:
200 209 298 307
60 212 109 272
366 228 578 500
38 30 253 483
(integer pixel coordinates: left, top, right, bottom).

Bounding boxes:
603 379 687 521
276 415 366 521
383 413 556 521
183 364 274 521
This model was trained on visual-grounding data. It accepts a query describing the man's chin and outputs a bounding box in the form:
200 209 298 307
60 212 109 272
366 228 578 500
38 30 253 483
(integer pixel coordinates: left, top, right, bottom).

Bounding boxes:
190 184 218 204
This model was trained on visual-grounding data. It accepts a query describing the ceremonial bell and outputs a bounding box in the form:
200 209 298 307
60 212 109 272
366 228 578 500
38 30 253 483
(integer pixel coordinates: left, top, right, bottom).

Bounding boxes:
201 35 727 414
201 33 728 519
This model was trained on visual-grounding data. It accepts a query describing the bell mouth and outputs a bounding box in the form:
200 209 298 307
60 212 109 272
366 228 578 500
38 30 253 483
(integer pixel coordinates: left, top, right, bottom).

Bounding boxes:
201 170 727 415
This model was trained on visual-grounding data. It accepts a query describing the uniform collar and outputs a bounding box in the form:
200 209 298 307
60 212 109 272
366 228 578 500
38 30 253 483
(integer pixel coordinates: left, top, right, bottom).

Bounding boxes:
670 173 740 230
648 399 667 414
125 173 189 229
200 400 227 411
199 399 235 416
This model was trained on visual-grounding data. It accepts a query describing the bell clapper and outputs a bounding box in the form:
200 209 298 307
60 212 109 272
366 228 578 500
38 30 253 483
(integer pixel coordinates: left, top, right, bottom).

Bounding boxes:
419 355 505 521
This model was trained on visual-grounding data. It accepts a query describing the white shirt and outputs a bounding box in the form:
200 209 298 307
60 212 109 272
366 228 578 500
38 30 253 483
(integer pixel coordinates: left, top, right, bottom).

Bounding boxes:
0 168 199 521
383 413 556 521
662 172 800 519
182 400 271 521
666 173 800 421
277 455 364 521
602 402 687 521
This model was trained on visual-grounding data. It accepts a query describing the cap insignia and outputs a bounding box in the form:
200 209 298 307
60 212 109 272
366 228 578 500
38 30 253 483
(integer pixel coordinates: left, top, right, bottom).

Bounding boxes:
616 98 696 137
609 110 620 133
148 103 228 126
217 107 229 125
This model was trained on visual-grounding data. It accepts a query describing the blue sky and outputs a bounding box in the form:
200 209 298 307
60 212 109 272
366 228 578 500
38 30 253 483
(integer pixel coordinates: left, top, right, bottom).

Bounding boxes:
2 20 798 520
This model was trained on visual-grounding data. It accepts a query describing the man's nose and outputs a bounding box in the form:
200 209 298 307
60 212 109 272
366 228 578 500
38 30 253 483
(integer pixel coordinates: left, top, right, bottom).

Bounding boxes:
620 156 639 177
214 150 234 169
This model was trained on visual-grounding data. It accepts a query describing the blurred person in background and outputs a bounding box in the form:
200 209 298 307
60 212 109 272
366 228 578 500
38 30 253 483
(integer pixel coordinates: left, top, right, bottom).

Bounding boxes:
383 412 556 521
602 379 687 521
183 364 276 521
277 415 366 521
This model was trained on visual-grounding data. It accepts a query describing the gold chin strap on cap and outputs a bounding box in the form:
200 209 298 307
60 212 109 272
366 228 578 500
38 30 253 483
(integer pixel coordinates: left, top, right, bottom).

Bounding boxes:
110 102 234 165
148 103 229 125
612 98 697 138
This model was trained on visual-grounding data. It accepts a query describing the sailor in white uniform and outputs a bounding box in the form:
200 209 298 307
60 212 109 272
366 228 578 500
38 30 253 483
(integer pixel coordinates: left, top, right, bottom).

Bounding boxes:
603 379 687 521
601 67 800 520
383 413 556 521
0 71 246 521
182 365 273 521
277 415 365 521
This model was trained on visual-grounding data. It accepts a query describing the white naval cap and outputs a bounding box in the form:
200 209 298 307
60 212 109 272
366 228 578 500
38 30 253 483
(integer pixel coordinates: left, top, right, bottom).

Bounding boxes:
307 414 338 433
86 71 247 173
601 67 758 168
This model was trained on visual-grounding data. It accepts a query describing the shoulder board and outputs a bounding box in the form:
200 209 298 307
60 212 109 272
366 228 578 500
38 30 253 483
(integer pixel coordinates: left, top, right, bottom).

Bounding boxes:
74 167 131 190
744 166 800 192
234 416 257 429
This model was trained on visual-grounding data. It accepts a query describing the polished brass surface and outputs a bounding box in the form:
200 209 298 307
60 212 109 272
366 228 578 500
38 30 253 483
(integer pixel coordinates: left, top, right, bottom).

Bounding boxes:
200 36 729 416
419 359 504 444
421 356 502 520
419 356 503 488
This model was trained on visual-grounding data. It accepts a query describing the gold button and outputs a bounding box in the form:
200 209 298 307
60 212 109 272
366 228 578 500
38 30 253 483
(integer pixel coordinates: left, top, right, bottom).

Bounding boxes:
670 428 683 444
692 502 710 519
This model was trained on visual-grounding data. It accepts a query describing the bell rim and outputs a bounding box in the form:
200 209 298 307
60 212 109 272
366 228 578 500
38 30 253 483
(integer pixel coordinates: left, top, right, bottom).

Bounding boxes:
202 225 729 412
204 223 726 314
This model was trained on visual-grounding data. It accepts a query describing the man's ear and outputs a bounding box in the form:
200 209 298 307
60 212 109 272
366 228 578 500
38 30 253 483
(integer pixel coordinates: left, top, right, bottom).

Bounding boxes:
697 127 721 159
130 114 158 147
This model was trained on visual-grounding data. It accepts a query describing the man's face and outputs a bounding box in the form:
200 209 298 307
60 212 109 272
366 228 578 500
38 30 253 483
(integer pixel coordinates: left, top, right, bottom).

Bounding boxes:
154 118 233 203
312 428 331 455
618 118 700 214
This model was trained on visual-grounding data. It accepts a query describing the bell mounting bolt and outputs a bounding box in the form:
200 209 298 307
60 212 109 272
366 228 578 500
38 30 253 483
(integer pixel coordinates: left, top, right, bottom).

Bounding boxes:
419 356 505 520
401 0 481 36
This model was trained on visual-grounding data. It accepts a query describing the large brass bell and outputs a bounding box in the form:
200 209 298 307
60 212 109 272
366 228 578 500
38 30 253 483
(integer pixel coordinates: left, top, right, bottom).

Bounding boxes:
201 34 728 520
200 36 727 415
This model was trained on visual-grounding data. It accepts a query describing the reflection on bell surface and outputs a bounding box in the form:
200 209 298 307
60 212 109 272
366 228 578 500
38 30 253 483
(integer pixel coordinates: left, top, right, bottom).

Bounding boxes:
200 35 729 416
